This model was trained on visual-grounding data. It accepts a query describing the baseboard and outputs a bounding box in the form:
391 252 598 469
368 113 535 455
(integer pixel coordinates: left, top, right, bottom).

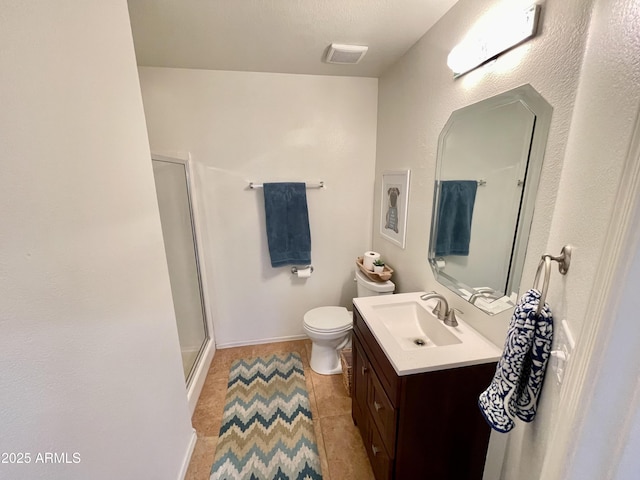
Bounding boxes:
178 428 197 480
216 333 308 349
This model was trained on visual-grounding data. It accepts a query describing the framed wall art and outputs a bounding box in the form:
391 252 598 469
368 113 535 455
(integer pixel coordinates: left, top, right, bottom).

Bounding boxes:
380 170 410 249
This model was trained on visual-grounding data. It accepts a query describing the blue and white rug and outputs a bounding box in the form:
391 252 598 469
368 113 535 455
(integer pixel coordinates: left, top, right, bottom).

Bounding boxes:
210 352 323 480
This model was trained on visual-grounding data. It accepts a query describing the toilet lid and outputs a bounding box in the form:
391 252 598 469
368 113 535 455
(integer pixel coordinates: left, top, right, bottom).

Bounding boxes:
304 306 351 332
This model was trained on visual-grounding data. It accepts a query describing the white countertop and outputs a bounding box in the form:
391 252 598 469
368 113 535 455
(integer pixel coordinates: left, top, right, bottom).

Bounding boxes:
353 292 502 376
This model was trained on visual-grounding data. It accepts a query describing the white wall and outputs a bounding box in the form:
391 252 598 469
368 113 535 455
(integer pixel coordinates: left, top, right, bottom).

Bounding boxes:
375 0 640 479
138 68 378 346
0 3 194 480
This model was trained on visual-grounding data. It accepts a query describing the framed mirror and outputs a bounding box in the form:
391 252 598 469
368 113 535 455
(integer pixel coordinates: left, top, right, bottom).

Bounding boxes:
428 84 552 315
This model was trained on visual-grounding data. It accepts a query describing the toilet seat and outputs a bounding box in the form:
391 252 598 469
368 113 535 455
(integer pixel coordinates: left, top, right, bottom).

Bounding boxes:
303 306 352 333
304 323 352 335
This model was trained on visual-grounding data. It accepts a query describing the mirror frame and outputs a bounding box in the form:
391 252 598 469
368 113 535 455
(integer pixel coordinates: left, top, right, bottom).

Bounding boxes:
428 84 553 315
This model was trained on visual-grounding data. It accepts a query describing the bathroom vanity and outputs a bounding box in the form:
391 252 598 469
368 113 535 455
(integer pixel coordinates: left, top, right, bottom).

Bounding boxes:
351 293 501 480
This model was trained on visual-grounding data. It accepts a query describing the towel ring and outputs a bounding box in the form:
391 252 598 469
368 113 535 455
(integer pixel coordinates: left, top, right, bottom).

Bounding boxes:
532 245 573 315
533 256 552 315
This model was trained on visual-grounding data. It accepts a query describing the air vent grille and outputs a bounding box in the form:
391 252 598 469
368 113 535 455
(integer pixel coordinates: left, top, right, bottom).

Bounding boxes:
325 44 368 64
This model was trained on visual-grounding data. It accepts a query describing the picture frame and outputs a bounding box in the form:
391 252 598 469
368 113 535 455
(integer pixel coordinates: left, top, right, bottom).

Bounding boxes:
380 170 410 249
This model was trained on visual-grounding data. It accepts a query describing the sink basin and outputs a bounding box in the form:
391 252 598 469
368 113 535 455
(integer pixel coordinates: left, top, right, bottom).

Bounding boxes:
353 292 502 375
372 301 461 349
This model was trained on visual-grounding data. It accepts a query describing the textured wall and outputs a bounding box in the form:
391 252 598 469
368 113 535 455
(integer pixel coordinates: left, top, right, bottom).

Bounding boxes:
0 2 194 479
376 0 640 477
374 0 592 345
534 0 640 477
374 0 595 478
139 67 379 346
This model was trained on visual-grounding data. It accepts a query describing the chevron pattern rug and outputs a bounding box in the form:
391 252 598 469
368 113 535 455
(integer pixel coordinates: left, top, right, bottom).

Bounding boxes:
210 352 323 480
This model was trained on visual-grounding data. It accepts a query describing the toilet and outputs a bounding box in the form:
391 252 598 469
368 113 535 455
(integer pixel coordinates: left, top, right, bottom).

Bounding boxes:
303 269 395 375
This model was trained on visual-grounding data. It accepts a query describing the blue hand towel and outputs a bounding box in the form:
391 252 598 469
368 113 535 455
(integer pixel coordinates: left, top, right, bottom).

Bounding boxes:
435 180 478 256
263 182 311 268
478 289 553 433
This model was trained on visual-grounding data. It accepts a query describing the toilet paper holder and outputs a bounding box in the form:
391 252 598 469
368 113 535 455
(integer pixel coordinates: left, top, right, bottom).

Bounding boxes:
291 265 314 275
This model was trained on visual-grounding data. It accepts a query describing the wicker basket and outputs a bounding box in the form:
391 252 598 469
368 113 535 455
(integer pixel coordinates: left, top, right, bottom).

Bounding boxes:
340 348 353 397
356 256 393 282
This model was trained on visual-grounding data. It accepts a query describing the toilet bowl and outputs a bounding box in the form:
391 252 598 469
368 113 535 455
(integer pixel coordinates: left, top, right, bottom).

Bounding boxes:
303 307 352 375
304 269 395 375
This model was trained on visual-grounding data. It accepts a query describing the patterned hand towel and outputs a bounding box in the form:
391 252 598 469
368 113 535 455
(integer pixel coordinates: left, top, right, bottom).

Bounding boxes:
478 289 553 432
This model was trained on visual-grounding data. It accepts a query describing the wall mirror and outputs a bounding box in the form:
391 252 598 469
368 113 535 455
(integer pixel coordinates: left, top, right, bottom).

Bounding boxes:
428 84 552 315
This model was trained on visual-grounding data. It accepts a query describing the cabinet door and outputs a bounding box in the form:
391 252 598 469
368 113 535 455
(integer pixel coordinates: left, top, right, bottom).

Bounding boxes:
352 336 369 428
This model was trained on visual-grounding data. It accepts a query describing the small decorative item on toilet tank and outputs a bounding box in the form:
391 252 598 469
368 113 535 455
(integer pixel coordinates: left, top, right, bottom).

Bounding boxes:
373 259 385 274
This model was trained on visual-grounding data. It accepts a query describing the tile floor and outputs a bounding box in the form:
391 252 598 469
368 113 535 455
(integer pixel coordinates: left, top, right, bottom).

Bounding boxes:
185 339 375 480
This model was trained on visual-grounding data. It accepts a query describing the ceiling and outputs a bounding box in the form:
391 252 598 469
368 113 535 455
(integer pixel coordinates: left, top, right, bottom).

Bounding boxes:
127 0 459 78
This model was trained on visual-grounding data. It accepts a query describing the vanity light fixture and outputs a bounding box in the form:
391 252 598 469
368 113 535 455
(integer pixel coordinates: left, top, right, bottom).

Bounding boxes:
447 4 541 78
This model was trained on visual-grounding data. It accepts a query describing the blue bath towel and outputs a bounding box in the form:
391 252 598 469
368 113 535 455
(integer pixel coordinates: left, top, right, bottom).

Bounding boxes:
478 289 553 433
263 182 311 268
435 180 478 256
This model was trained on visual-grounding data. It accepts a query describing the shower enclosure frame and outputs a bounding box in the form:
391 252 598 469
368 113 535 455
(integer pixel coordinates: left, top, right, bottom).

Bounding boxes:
152 152 215 414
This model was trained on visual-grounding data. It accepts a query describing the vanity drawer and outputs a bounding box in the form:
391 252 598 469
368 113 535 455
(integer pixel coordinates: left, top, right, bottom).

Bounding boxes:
366 415 393 480
367 367 397 457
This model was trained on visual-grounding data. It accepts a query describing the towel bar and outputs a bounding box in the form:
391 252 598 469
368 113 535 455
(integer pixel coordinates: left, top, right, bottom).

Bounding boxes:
533 245 572 315
248 181 324 189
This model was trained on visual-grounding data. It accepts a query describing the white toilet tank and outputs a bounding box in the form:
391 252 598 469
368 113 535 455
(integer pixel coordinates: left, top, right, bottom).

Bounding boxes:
355 269 395 297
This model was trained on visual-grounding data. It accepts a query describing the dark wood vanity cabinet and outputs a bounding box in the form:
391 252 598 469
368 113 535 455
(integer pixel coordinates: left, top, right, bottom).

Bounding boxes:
351 306 497 480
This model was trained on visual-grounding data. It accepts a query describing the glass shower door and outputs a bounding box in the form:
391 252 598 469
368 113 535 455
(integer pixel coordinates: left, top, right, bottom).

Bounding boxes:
152 158 208 383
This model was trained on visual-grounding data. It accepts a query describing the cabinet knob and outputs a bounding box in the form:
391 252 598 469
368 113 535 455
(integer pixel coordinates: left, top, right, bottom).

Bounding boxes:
361 366 368 375
374 401 382 412
372 444 380 456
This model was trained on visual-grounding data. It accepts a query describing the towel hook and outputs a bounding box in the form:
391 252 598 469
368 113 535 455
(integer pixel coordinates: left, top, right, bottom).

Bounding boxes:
549 244 572 274
532 245 572 315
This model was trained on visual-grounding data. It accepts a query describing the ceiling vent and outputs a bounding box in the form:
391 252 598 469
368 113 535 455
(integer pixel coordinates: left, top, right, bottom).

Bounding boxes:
325 44 368 64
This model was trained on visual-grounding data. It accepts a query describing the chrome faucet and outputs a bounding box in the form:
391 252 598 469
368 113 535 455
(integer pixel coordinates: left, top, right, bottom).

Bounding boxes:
420 291 459 327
